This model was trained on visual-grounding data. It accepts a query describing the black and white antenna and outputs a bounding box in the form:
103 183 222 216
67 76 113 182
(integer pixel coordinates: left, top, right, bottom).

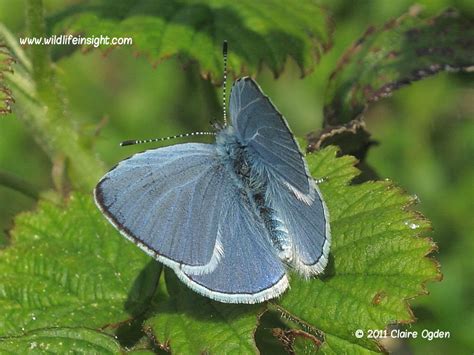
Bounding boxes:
121 42 230 147
120 131 215 147
222 40 228 126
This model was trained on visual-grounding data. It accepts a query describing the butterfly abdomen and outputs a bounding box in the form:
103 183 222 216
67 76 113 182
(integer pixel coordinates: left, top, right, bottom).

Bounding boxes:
255 198 292 262
216 127 292 262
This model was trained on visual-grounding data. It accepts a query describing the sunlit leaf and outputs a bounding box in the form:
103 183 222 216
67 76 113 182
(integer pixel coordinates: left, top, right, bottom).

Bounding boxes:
0 328 130 354
0 148 440 353
275 146 440 353
0 194 159 337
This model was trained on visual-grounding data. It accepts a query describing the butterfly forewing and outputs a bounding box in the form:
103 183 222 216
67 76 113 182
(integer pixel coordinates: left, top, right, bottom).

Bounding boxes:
229 77 313 199
94 143 224 271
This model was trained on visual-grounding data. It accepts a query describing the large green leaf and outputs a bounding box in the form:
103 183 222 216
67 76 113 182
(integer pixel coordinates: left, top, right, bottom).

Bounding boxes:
48 0 333 81
0 42 14 115
274 146 440 353
0 193 159 337
324 8 474 126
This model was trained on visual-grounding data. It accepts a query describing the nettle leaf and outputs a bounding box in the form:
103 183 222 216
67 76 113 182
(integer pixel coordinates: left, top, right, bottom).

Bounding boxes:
0 327 130 354
0 193 159 337
145 269 264 354
0 43 15 115
48 0 332 81
274 146 440 353
324 8 474 126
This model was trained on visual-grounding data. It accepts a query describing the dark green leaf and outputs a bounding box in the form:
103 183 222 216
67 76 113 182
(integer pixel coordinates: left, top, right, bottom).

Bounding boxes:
324 8 474 125
48 0 333 81
145 269 264 354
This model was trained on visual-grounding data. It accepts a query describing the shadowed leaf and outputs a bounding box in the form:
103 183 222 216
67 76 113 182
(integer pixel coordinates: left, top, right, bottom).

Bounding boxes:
271 328 322 354
324 8 474 126
145 269 264 354
48 0 333 82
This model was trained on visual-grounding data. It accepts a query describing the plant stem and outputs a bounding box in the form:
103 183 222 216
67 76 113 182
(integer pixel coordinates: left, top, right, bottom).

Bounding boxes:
0 170 40 199
20 0 105 191
26 0 49 87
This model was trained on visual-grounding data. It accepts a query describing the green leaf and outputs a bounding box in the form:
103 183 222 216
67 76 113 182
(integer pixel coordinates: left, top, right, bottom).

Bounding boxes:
145 269 264 354
0 42 14 115
0 327 127 354
49 0 333 81
0 193 159 337
274 146 440 353
324 8 474 126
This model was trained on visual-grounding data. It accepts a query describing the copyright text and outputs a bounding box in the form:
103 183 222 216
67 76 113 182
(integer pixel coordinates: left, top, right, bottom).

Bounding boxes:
354 329 450 341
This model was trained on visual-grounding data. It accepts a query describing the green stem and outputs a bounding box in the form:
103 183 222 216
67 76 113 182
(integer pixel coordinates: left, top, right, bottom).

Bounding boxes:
26 0 49 86
20 0 105 191
0 170 40 199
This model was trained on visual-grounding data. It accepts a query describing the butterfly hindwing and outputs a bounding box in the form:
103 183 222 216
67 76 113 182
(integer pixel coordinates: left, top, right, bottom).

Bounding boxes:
268 181 330 276
174 181 288 303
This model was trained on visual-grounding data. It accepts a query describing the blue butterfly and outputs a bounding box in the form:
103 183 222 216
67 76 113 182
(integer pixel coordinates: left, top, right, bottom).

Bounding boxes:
94 77 330 304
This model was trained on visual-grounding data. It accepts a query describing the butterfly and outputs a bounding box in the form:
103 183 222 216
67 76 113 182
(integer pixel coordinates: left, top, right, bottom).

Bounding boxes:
94 76 330 304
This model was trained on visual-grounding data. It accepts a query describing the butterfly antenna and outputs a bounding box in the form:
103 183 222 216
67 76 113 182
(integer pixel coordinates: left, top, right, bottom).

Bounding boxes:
120 131 215 146
222 40 228 126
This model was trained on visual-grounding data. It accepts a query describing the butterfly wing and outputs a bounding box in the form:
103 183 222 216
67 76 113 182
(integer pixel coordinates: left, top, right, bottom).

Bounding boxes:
173 181 288 304
95 142 288 303
268 181 330 276
94 143 227 273
229 77 330 275
229 77 313 200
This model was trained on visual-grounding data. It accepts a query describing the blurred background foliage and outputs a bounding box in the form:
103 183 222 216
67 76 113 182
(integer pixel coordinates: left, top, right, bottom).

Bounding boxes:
0 0 472 353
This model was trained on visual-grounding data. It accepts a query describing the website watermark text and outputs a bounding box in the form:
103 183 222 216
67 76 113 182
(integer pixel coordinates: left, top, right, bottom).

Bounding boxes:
19 35 133 48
